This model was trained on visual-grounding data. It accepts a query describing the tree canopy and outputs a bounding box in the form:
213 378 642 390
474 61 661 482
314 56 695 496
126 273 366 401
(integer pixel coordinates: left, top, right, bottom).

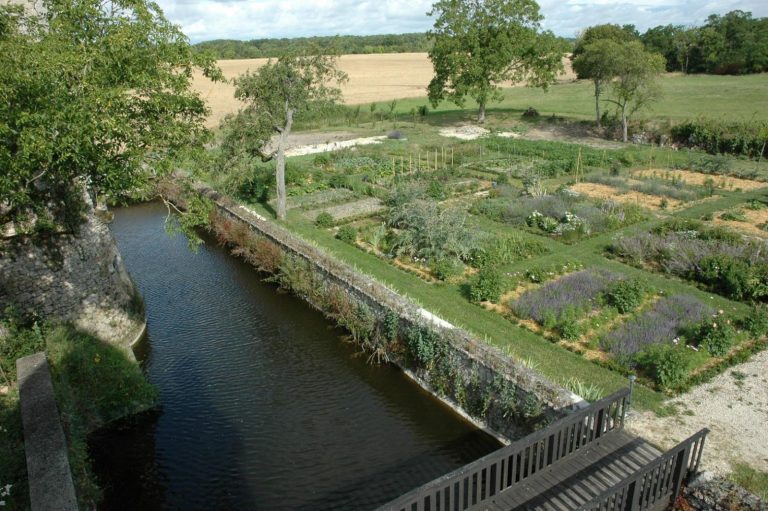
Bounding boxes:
0 0 221 234
229 52 347 219
639 11 768 74
600 41 666 142
426 0 565 123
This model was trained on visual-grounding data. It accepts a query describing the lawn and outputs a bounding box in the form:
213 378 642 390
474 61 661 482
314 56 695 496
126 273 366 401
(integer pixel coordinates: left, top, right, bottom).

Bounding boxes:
384 73 768 124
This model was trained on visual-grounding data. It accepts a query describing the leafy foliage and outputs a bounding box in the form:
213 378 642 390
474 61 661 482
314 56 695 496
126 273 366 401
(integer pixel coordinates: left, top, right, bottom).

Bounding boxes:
427 0 564 122
690 317 737 357
469 266 505 303
386 199 479 264
670 118 768 158
637 344 691 390
0 0 221 230
641 11 768 75
335 225 357 244
315 211 334 227
228 51 347 219
601 278 649 314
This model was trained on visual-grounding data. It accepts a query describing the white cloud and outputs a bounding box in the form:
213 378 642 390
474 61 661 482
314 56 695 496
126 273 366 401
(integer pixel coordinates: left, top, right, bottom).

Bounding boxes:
153 0 768 43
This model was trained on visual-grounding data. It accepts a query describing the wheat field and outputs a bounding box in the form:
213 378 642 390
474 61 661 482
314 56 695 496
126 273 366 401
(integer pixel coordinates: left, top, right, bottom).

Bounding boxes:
191 53 576 127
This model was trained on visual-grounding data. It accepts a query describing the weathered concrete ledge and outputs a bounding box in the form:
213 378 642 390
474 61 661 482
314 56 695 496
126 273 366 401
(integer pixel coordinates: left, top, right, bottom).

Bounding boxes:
190 184 582 430
17 352 78 511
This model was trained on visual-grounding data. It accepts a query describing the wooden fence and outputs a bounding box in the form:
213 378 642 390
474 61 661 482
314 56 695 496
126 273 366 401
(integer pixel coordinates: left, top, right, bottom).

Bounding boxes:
377 388 630 511
577 428 708 511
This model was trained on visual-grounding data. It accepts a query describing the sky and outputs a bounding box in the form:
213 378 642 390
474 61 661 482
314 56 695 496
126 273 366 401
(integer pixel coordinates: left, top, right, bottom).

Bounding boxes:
156 0 768 44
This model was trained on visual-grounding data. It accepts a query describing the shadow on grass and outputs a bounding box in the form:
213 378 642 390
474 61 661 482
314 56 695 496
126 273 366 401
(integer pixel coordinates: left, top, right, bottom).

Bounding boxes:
0 321 158 508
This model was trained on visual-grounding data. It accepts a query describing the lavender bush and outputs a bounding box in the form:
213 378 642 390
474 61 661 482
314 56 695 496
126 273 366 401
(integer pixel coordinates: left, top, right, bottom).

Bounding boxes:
600 295 714 362
512 269 622 323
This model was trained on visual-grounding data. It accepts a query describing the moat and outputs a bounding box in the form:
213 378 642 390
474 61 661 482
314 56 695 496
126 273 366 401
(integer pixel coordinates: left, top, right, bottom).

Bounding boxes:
89 202 500 510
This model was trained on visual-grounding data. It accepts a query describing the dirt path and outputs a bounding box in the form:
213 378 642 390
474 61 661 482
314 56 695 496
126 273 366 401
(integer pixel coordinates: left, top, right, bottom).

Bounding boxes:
626 349 768 476
517 123 625 150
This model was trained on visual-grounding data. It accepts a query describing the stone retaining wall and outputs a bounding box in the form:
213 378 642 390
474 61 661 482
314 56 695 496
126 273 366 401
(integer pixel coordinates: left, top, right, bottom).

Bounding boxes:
0 200 143 350
193 184 581 440
16 353 78 511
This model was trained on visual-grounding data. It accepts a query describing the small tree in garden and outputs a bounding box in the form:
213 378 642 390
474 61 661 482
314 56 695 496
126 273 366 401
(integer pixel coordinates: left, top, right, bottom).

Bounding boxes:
572 40 616 129
426 0 565 123
231 52 348 219
600 41 666 142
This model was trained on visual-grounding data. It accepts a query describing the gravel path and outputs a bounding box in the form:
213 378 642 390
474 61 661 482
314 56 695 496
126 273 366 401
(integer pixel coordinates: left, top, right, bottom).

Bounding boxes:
626 350 768 476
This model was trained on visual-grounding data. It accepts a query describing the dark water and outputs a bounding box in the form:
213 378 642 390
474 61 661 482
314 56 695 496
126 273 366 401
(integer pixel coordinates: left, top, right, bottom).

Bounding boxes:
91 202 500 510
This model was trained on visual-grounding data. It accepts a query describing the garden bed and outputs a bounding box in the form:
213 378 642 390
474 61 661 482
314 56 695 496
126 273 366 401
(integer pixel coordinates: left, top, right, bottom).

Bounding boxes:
635 168 768 192
305 197 386 223
569 182 681 210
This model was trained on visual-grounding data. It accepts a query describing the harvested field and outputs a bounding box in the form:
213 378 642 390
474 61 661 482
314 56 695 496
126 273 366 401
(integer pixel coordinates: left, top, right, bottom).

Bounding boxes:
569 182 682 210
305 197 385 222
192 53 576 127
635 169 768 191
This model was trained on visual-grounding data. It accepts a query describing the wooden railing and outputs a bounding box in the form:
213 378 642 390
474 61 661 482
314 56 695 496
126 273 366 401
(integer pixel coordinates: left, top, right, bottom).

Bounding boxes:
377 388 630 511
577 428 708 511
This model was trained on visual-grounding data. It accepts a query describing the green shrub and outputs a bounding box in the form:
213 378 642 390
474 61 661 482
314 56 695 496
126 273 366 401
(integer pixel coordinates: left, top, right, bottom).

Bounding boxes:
336 225 357 243
431 258 464 281
719 209 747 222
426 181 447 200
692 318 737 357
744 304 768 338
328 174 349 189
556 308 583 340
637 344 690 390
469 266 505 303
602 278 648 314
384 311 399 342
405 326 443 368
315 212 334 227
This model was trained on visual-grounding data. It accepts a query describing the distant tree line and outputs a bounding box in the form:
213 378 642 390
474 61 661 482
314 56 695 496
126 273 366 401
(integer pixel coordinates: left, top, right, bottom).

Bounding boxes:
194 33 433 59
574 11 768 76
641 10 768 74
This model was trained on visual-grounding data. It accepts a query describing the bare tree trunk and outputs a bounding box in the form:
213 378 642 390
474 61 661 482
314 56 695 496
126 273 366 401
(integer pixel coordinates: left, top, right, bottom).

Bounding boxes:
478 102 486 124
621 103 628 143
275 106 294 220
594 80 601 128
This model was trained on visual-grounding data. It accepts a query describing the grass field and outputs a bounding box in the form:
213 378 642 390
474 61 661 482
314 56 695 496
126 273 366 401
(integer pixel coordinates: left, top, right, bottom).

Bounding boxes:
191 53 576 127
192 52 768 128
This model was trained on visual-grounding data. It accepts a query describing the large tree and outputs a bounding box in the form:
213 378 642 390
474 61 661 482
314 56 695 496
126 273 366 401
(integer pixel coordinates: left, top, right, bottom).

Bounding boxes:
571 23 640 128
571 23 639 72
0 0 221 233
426 0 565 124
601 41 666 142
572 39 616 128
231 53 347 220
